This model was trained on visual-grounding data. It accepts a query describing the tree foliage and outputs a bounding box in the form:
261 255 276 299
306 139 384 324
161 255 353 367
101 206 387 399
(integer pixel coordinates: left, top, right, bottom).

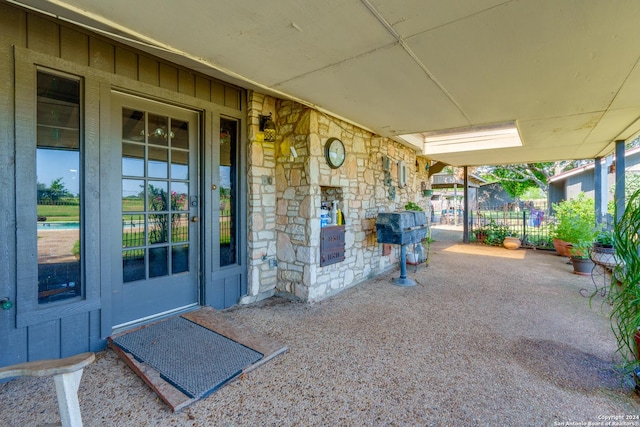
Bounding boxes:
37 177 72 203
478 161 590 198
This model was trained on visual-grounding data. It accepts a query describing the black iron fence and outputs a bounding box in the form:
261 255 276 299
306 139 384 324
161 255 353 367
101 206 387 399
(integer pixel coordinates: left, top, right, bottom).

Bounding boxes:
469 202 553 249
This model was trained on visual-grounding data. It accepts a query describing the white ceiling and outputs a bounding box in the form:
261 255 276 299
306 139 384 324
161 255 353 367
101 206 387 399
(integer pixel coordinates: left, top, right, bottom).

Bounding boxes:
13 0 640 166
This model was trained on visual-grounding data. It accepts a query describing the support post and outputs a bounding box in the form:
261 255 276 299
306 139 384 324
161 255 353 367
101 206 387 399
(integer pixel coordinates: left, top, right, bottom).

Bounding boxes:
594 156 603 225
463 166 469 243
615 140 626 222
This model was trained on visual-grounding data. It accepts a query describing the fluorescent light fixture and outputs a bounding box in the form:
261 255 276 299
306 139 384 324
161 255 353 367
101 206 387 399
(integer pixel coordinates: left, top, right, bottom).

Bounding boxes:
399 122 522 155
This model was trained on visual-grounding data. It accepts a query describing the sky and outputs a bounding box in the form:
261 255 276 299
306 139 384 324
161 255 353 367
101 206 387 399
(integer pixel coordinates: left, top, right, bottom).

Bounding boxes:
37 149 79 196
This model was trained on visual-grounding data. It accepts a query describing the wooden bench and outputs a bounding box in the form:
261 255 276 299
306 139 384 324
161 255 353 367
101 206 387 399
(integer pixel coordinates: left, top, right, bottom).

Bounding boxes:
0 352 95 427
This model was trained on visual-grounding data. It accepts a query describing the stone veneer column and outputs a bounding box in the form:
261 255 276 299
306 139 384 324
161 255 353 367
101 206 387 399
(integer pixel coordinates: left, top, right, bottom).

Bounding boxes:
245 92 434 304
243 91 278 303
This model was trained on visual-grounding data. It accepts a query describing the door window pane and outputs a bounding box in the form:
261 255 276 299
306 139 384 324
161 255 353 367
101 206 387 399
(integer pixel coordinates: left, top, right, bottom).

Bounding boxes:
149 247 168 278
171 119 189 149
122 214 144 248
148 146 168 178
36 71 82 304
171 182 189 211
148 114 169 146
171 149 189 180
172 244 189 274
148 181 168 211
171 213 189 243
123 249 145 282
149 213 169 244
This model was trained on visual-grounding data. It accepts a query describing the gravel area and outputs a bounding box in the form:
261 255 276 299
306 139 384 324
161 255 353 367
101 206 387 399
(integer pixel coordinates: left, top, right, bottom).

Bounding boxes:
2 227 639 426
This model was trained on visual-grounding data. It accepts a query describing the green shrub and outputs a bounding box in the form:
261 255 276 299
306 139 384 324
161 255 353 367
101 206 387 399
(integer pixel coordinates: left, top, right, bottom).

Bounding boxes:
551 193 596 257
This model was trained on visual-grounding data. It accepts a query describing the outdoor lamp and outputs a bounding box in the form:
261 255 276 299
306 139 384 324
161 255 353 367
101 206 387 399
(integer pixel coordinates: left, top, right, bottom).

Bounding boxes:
259 113 276 142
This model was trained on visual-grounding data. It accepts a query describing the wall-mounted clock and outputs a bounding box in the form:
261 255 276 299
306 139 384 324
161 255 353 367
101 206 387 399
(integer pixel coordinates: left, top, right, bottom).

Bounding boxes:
324 137 346 169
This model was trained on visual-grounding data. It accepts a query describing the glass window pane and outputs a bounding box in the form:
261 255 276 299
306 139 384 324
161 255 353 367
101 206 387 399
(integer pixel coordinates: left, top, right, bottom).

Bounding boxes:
171 213 189 243
123 249 145 282
148 181 168 211
170 182 189 211
37 71 82 304
171 119 189 149
149 213 169 244
149 247 168 278
122 179 144 212
219 119 236 266
37 127 80 150
172 244 189 274
122 143 144 177
148 114 169 146
122 108 145 141
170 149 188 180
122 214 144 248
148 146 168 178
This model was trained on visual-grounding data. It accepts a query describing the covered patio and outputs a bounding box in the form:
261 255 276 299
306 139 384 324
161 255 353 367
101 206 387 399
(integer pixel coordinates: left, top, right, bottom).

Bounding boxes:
3 231 638 426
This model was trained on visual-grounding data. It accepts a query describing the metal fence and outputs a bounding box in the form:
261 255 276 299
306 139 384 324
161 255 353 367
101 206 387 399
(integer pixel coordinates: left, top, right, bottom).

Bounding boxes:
469 202 553 249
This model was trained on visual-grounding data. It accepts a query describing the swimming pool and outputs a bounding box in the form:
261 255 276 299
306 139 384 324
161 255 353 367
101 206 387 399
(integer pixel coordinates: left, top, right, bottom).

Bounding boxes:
37 222 80 230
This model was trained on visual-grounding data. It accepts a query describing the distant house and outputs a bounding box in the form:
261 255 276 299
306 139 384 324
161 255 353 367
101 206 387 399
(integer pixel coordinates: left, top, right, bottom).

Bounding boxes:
477 182 516 210
548 147 640 209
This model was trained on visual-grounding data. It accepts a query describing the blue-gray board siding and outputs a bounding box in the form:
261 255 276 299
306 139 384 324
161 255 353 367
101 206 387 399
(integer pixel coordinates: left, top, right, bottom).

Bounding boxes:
207 273 243 310
0 2 246 368
1 309 105 367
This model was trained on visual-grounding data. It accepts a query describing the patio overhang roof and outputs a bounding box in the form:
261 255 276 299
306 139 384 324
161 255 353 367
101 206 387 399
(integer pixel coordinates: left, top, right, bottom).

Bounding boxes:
12 0 640 167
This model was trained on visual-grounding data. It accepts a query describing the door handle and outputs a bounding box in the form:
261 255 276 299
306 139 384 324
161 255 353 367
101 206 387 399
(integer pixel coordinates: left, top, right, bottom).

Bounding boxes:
190 216 199 223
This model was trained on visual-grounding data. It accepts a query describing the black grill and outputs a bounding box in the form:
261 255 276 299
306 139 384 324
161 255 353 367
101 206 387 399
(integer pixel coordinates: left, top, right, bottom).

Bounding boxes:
375 211 428 287
376 211 427 245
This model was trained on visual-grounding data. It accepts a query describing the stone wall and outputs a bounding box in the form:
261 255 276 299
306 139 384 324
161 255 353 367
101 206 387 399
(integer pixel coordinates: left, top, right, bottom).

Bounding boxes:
247 91 432 303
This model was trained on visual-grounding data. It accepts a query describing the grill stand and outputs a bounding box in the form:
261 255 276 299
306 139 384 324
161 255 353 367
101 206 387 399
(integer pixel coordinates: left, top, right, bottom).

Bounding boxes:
394 244 416 286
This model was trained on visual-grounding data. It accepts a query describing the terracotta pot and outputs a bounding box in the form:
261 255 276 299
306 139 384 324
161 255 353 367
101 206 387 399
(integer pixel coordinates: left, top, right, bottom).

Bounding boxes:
553 238 572 257
503 236 521 250
635 330 640 391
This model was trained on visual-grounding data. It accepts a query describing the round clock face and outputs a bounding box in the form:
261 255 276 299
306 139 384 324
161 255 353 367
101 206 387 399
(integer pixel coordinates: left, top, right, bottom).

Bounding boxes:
324 137 346 169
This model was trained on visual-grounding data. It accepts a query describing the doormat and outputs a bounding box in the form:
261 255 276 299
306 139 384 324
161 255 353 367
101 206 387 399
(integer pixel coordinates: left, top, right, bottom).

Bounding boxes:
111 316 263 399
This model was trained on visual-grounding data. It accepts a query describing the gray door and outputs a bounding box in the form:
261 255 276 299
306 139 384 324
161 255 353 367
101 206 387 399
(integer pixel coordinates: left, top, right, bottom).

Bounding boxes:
111 93 200 327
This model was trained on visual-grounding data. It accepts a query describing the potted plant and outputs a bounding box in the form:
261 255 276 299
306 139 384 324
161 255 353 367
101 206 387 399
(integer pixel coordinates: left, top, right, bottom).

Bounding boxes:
482 220 513 247
550 193 597 274
609 190 640 390
473 226 488 243
568 237 596 275
591 226 618 268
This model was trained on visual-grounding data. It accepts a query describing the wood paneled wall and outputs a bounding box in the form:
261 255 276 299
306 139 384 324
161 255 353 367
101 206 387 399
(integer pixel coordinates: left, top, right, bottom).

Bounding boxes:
0 1 244 366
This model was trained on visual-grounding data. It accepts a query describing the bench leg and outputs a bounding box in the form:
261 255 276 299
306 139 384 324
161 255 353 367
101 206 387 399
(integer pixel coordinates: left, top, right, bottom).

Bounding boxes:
53 369 84 427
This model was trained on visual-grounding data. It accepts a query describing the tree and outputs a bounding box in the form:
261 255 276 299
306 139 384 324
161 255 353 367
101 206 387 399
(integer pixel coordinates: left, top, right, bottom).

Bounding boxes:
37 177 71 203
478 161 590 198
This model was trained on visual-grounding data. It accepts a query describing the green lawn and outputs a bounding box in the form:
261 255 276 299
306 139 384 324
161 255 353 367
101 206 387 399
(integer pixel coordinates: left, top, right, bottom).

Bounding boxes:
37 204 79 221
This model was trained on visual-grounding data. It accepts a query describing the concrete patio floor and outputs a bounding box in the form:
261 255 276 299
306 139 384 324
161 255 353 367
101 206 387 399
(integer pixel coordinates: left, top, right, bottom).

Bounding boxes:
2 226 640 426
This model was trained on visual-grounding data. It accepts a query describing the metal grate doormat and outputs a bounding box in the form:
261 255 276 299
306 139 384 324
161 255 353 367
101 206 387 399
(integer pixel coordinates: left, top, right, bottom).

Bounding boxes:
112 316 263 398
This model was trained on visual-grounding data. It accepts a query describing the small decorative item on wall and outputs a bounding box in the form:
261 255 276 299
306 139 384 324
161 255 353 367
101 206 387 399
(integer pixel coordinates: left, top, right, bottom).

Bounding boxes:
398 161 407 188
324 137 346 168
